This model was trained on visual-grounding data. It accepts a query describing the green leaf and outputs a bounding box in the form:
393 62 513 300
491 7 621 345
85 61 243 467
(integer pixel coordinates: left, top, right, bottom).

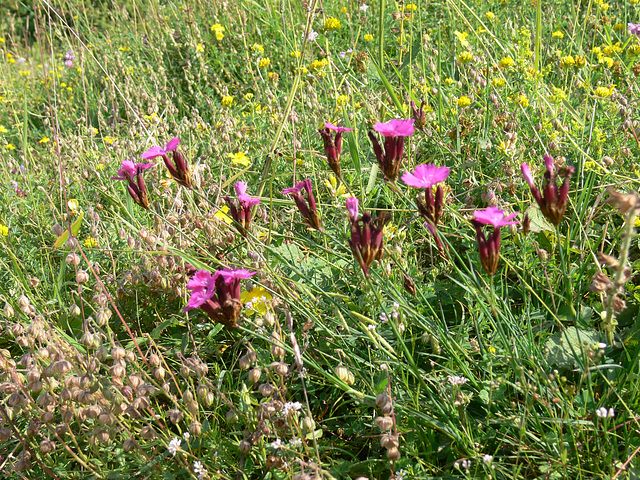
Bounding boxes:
525 204 554 233
53 212 84 248
544 327 603 368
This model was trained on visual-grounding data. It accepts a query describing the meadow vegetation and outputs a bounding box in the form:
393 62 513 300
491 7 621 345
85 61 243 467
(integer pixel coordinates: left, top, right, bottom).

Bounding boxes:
1 0 640 478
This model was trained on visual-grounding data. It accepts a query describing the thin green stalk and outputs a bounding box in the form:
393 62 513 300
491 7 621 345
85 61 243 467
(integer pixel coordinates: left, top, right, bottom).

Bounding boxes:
377 0 385 69
556 224 576 318
535 0 542 74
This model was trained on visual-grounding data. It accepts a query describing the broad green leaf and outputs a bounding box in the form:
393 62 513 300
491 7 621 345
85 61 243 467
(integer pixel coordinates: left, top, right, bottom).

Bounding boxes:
525 204 554 233
53 212 84 248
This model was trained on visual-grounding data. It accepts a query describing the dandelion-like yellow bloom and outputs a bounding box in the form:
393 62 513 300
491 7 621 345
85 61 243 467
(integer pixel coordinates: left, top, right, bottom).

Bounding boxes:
364 34 374 41
0 225 7 236
196 43 205 53
84 237 98 248
457 96 471 107
485 11 495 20
240 286 273 316
290 50 301 58
5 143 16 150
324 17 341 31
552 31 564 39
560 55 575 68
221 95 234 107
457 51 473 64
499 56 515 68
258 57 271 68
228 151 250 166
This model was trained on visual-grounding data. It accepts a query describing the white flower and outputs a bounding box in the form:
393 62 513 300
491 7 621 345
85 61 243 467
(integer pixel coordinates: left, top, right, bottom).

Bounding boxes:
282 401 303 416
271 438 284 450
194 460 208 479
289 437 302 447
360 4 369 12
183 432 191 441
168 437 181 456
596 407 614 418
395 469 406 480
306 30 319 41
447 375 469 386
482 454 493 465
339 49 353 59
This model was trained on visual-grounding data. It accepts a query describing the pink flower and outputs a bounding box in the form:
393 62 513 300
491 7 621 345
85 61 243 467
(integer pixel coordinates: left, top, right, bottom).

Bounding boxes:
111 160 155 209
282 180 321 230
473 207 519 227
520 163 535 188
141 137 191 188
629 23 640 35
521 155 574 226
234 181 261 207
401 163 450 189
141 137 180 160
373 119 415 137
225 182 261 237
346 197 359 221
184 268 256 328
325 123 353 133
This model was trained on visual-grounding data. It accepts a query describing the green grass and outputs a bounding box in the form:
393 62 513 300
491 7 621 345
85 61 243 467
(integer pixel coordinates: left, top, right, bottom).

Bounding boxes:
0 0 640 479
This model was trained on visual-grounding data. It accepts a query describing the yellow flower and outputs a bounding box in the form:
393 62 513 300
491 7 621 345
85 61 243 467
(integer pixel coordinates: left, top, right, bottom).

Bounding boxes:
258 57 271 68
457 51 473 64
552 30 564 39
499 56 515 68
221 95 234 107
244 93 254 101
485 11 495 20
324 175 347 198
19 70 30 76
119 46 130 52
594 85 615 97
341 6 348 13
290 50 301 58
600 56 614 68
584 160 597 171
336 94 349 107
453 30 470 48
228 151 250 166
324 17 341 31
39 137 50 144
68 199 79 215
103 136 116 144
96 163 105 171
0 125 7 134
0 38 4 44
84 237 98 248
364 34 374 42
215 205 232 224
211 23 225 41
196 43 205 53
560 55 575 68
457 96 471 107
632 0 639 5
404 3 418 11
600 2 610 11
5 143 16 150
591 46 602 55
0 224 7 236
251 43 264 55
309 58 329 72
240 286 273 316
515 94 529 107
444 77 455 85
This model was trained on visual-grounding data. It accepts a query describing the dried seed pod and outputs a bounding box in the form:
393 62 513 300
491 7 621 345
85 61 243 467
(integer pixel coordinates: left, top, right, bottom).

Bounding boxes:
375 393 390 409
226 410 239 425
238 439 252 454
123 438 138 452
380 434 399 449
189 421 202 436
40 439 55 454
248 368 262 383
258 383 275 397
270 362 289 376
335 365 355 385
140 425 157 440
386 446 401 461
374 416 394 431
239 355 252 371
168 409 184 424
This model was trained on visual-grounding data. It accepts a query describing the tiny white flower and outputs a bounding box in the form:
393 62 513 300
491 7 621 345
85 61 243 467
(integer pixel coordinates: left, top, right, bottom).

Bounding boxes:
608 407 615 418
596 407 608 418
462 459 471 469
367 324 376 331
482 454 493 465
194 460 208 479
448 375 469 386
360 4 369 12
307 30 319 41
395 469 406 480
379 313 388 322
183 432 190 441
271 438 284 450
289 436 302 447
168 437 181 456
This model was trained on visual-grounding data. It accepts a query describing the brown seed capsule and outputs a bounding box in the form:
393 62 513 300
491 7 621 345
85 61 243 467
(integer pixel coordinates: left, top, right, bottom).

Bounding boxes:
386 446 401 461
123 438 138 452
374 416 394 431
238 439 252 454
248 367 262 383
140 425 156 440
226 410 239 425
189 421 202 436
270 362 289 376
375 393 390 409
40 439 55 454
239 355 252 371
258 383 275 397
380 434 399 449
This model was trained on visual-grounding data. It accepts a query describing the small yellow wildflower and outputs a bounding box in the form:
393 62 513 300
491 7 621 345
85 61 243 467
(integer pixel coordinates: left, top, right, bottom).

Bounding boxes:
552 31 564 39
89 127 99 135
68 199 79 215
39 137 50 144
309 58 329 72
251 43 264 55
594 85 615 97
119 46 129 52
19 70 30 76
0 225 7 236
457 96 472 107
211 23 225 41
258 57 271 68
331 95 347 109
364 33 374 42
103 136 116 144
196 43 205 53
487 346 497 355
228 151 250 166
453 31 470 48
444 77 455 85
5 143 16 150
630 43 640 55
457 51 474 64
600 56 614 68
324 17 341 31
214 205 232 224
325 175 347 198
632 0 639 5
584 160 597 171
591 46 602 55
0 125 7 134
499 56 515 68
341 6 348 13
84 237 98 248
240 286 273 316
560 55 575 68
221 95 234 107
290 50 301 58
516 94 529 107
0 38 4 44
96 163 105 171
244 93 254 101
404 3 418 11
600 2 610 11
485 11 495 20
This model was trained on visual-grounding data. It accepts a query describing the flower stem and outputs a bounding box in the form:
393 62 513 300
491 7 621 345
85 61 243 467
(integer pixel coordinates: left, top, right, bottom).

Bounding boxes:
556 224 576 318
